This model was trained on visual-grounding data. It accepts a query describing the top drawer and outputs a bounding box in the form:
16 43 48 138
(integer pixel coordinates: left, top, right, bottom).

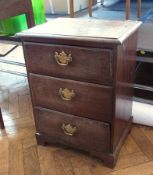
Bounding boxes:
24 43 113 85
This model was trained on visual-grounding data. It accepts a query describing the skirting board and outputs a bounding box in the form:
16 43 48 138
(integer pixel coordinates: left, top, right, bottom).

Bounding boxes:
132 101 153 127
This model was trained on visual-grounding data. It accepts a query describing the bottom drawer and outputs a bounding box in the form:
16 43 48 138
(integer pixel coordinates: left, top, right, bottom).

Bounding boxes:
35 108 110 153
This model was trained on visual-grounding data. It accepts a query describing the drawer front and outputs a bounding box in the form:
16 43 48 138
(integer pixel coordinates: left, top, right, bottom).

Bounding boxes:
35 108 110 153
24 43 113 85
30 74 112 122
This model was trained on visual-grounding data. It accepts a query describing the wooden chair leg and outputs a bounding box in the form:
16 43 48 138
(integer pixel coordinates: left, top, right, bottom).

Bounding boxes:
88 0 92 17
0 109 5 129
137 0 141 19
25 12 35 28
69 0 74 18
25 0 35 28
126 0 131 20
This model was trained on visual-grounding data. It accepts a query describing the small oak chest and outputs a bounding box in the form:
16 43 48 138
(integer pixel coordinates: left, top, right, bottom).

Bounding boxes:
17 18 141 167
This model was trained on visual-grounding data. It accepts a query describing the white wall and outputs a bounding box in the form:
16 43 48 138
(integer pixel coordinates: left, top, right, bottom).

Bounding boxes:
73 0 88 13
45 0 88 14
52 0 68 14
132 101 153 127
45 0 54 14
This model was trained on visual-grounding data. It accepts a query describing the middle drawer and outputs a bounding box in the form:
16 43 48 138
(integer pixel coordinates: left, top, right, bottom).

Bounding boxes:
29 74 112 122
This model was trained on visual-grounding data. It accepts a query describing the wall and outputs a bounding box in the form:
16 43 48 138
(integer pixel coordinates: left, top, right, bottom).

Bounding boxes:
44 0 89 14
73 0 88 13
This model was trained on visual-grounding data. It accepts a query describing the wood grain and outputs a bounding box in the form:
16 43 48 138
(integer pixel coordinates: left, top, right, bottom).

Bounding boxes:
0 69 153 175
23 146 41 175
8 142 24 175
111 161 153 175
131 125 153 160
30 74 112 122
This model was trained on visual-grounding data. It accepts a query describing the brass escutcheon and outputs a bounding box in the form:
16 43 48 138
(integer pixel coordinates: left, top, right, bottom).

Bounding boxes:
59 88 75 101
62 123 77 136
54 51 72 66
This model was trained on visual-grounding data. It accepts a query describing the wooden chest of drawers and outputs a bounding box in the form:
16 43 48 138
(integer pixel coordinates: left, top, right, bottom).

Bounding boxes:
17 18 141 168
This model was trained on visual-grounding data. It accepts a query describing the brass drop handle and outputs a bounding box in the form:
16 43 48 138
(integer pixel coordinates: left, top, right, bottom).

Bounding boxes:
59 88 75 101
54 51 72 66
62 123 77 136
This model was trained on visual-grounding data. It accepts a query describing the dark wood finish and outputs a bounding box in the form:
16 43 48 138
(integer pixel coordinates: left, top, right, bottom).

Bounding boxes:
35 108 110 153
19 19 141 45
0 108 5 129
0 0 35 28
24 43 113 85
19 18 141 168
29 74 112 122
111 32 137 151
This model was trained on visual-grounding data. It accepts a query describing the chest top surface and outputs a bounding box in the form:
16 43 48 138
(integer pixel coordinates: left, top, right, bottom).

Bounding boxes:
17 18 141 43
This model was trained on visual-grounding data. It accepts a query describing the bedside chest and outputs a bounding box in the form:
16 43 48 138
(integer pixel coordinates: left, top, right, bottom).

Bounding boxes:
17 18 141 168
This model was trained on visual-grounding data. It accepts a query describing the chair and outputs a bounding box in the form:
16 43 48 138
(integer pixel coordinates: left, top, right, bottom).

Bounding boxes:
0 0 35 76
0 0 35 29
88 0 141 20
69 0 97 18
0 0 35 129
126 0 141 19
